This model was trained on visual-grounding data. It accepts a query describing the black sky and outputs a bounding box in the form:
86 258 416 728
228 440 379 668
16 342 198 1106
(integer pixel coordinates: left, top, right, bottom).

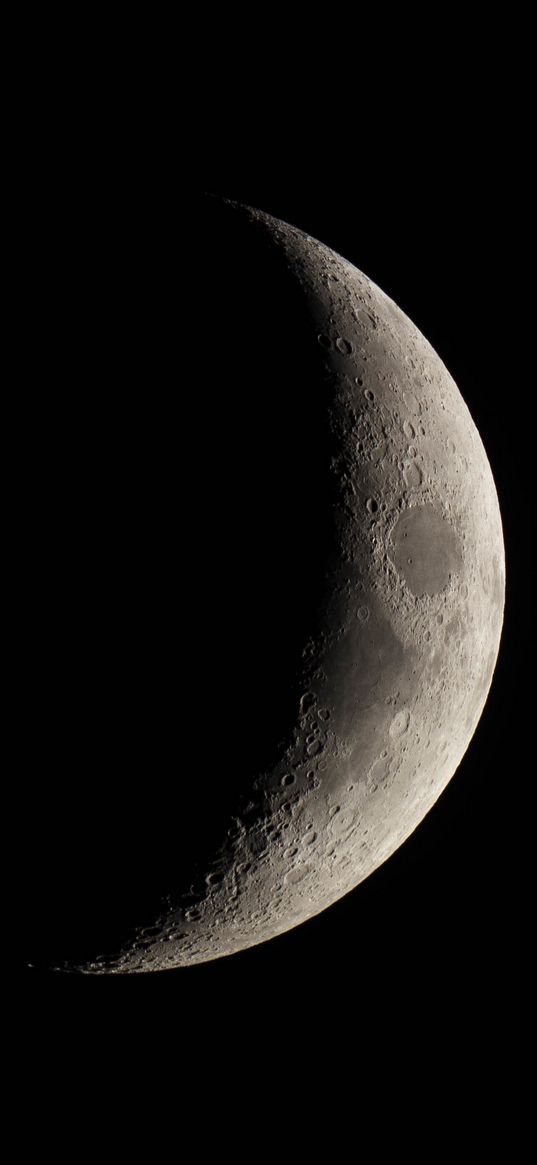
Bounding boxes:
14 91 529 1075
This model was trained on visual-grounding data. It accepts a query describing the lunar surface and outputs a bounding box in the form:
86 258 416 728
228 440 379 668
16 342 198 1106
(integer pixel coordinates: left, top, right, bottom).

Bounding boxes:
26 196 504 973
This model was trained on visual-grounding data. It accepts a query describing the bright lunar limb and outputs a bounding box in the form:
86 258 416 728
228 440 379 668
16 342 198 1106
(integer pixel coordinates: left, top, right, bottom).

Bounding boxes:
51 198 505 973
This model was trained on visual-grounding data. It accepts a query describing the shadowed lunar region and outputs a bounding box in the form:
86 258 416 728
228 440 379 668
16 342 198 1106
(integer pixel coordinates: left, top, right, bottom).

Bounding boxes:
25 196 505 973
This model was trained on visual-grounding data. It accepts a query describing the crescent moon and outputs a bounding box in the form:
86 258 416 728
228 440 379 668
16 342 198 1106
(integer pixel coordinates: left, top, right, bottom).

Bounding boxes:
42 198 505 973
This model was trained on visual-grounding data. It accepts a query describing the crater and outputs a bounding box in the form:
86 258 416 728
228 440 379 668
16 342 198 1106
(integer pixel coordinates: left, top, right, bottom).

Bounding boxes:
389 708 411 738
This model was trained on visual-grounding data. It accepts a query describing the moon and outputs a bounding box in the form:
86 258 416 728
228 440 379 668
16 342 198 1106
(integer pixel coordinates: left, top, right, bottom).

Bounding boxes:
29 196 504 973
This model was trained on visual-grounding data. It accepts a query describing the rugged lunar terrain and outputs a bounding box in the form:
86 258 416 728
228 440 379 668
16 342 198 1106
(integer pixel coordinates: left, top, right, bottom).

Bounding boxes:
56 199 504 972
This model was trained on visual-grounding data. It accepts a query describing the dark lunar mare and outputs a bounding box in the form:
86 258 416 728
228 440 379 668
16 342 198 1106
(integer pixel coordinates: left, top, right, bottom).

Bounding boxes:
21 194 338 968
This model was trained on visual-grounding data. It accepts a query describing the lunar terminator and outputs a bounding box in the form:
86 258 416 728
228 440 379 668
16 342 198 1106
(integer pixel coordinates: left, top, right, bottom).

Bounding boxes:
42 197 505 972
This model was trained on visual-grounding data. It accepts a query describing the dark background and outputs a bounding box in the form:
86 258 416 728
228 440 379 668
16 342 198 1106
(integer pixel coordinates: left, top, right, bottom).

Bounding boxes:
12 65 528 1085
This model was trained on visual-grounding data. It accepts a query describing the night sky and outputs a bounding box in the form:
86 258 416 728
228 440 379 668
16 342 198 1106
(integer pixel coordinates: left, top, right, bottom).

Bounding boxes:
15 95 527 1080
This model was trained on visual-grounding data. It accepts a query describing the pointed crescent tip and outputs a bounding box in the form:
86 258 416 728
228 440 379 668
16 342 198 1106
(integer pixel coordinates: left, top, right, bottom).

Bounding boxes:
202 191 233 203
201 192 255 215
